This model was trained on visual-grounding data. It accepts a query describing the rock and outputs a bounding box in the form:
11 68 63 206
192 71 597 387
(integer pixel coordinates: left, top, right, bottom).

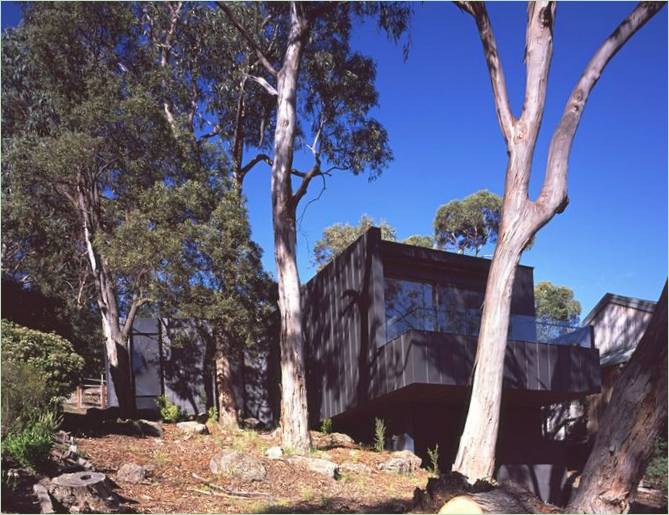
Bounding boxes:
242 417 261 429
310 431 357 450
209 450 267 482
439 495 483 514
176 421 209 435
287 455 340 479
265 446 283 459
136 419 162 437
339 461 372 474
117 463 146 484
378 450 422 474
47 472 120 513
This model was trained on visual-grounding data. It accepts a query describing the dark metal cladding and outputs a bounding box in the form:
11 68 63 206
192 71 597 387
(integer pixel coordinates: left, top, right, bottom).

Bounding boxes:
302 227 601 423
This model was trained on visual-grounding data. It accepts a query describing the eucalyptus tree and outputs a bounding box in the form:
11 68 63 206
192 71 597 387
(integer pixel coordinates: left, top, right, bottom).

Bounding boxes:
219 1 411 450
1 3 261 419
451 1 666 481
433 190 502 255
534 281 581 325
313 215 398 269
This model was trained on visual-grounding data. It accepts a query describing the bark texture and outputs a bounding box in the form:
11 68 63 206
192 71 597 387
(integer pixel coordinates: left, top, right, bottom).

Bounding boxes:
271 3 312 452
452 1 665 481
568 283 667 514
215 351 240 428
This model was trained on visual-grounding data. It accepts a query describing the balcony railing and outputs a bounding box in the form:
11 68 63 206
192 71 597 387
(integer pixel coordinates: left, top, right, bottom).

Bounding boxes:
385 307 592 348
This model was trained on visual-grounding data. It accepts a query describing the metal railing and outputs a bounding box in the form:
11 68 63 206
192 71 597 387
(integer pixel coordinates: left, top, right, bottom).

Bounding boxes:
385 307 592 347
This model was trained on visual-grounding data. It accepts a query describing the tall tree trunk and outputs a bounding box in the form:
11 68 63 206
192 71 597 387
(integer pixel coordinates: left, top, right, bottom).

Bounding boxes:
215 350 240 428
452 236 525 479
451 1 664 482
568 283 668 514
79 184 135 419
271 3 311 452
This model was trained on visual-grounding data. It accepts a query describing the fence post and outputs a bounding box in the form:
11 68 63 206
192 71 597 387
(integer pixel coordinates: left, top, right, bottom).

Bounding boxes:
77 385 83 408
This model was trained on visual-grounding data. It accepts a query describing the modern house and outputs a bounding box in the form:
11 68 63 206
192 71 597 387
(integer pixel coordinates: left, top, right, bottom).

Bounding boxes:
303 227 600 502
581 293 656 435
105 318 278 424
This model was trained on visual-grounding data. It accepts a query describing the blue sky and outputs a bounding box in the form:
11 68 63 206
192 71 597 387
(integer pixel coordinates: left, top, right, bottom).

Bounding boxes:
3 2 667 318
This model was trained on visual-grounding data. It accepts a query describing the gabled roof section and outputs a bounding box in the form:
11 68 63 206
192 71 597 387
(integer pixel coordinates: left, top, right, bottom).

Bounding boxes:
583 293 656 327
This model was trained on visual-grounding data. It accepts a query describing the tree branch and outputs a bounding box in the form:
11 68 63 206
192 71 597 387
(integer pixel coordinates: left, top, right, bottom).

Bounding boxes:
535 1 665 220
291 164 321 209
246 74 278 96
122 295 152 339
518 1 555 145
217 2 278 77
457 2 515 145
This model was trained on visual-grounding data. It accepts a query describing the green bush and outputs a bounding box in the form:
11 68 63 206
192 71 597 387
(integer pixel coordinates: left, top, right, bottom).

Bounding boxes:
3 410 61 470
374 417 386 452
207 406 218 424
320 418 333 434
156 394 181 423
427 444 440 476
2 319 84 399
1 359 53 436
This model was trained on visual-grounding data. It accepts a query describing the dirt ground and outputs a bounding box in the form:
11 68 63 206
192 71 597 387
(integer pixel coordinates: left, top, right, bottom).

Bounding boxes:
75 423 430 514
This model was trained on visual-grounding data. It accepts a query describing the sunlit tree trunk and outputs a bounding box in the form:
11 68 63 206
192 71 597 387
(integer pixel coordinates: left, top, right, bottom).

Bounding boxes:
270 3 311 452
568 283 667 513
452 1 665 481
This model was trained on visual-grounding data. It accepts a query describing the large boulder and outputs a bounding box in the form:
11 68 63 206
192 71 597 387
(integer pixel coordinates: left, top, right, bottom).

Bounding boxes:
378 450 422 474
209 450 267 482
116 463 146 484
176 421 208 435
310 431 357 450
287 455 340 479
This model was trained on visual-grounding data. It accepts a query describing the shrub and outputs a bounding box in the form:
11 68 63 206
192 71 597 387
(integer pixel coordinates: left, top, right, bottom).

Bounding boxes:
427 444 440 476
156 395 181 423
1 359 53 436
207 406 219 424
373 417 386 452
3 410 61 470
1 320 84 399
320 418 333 434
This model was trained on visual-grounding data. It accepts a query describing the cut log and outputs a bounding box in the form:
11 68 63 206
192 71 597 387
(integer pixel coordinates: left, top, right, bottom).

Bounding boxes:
47 471 120 513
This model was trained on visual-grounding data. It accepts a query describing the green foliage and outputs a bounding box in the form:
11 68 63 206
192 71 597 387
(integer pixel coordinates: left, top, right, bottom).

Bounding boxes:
313 215 397 268
427 444 440 476
155 395 182 423
1 320 84 400
1 358 53 437
207 406 219 424
644 437 667 490
3 410 61 470
320 418 333 434
403 235 435 248
434 190 502 255
373 417 386 452
534 281 582 325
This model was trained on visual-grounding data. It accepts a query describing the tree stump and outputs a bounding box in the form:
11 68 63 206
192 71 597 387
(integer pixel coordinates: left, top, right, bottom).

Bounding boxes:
47 472 120 513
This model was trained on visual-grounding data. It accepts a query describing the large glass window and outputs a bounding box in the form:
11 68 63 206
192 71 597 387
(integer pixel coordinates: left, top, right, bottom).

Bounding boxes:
384 278 434 341
435 286 483 336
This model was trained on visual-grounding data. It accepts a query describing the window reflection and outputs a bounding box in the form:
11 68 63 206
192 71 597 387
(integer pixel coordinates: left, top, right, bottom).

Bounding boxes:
384 278 434 341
